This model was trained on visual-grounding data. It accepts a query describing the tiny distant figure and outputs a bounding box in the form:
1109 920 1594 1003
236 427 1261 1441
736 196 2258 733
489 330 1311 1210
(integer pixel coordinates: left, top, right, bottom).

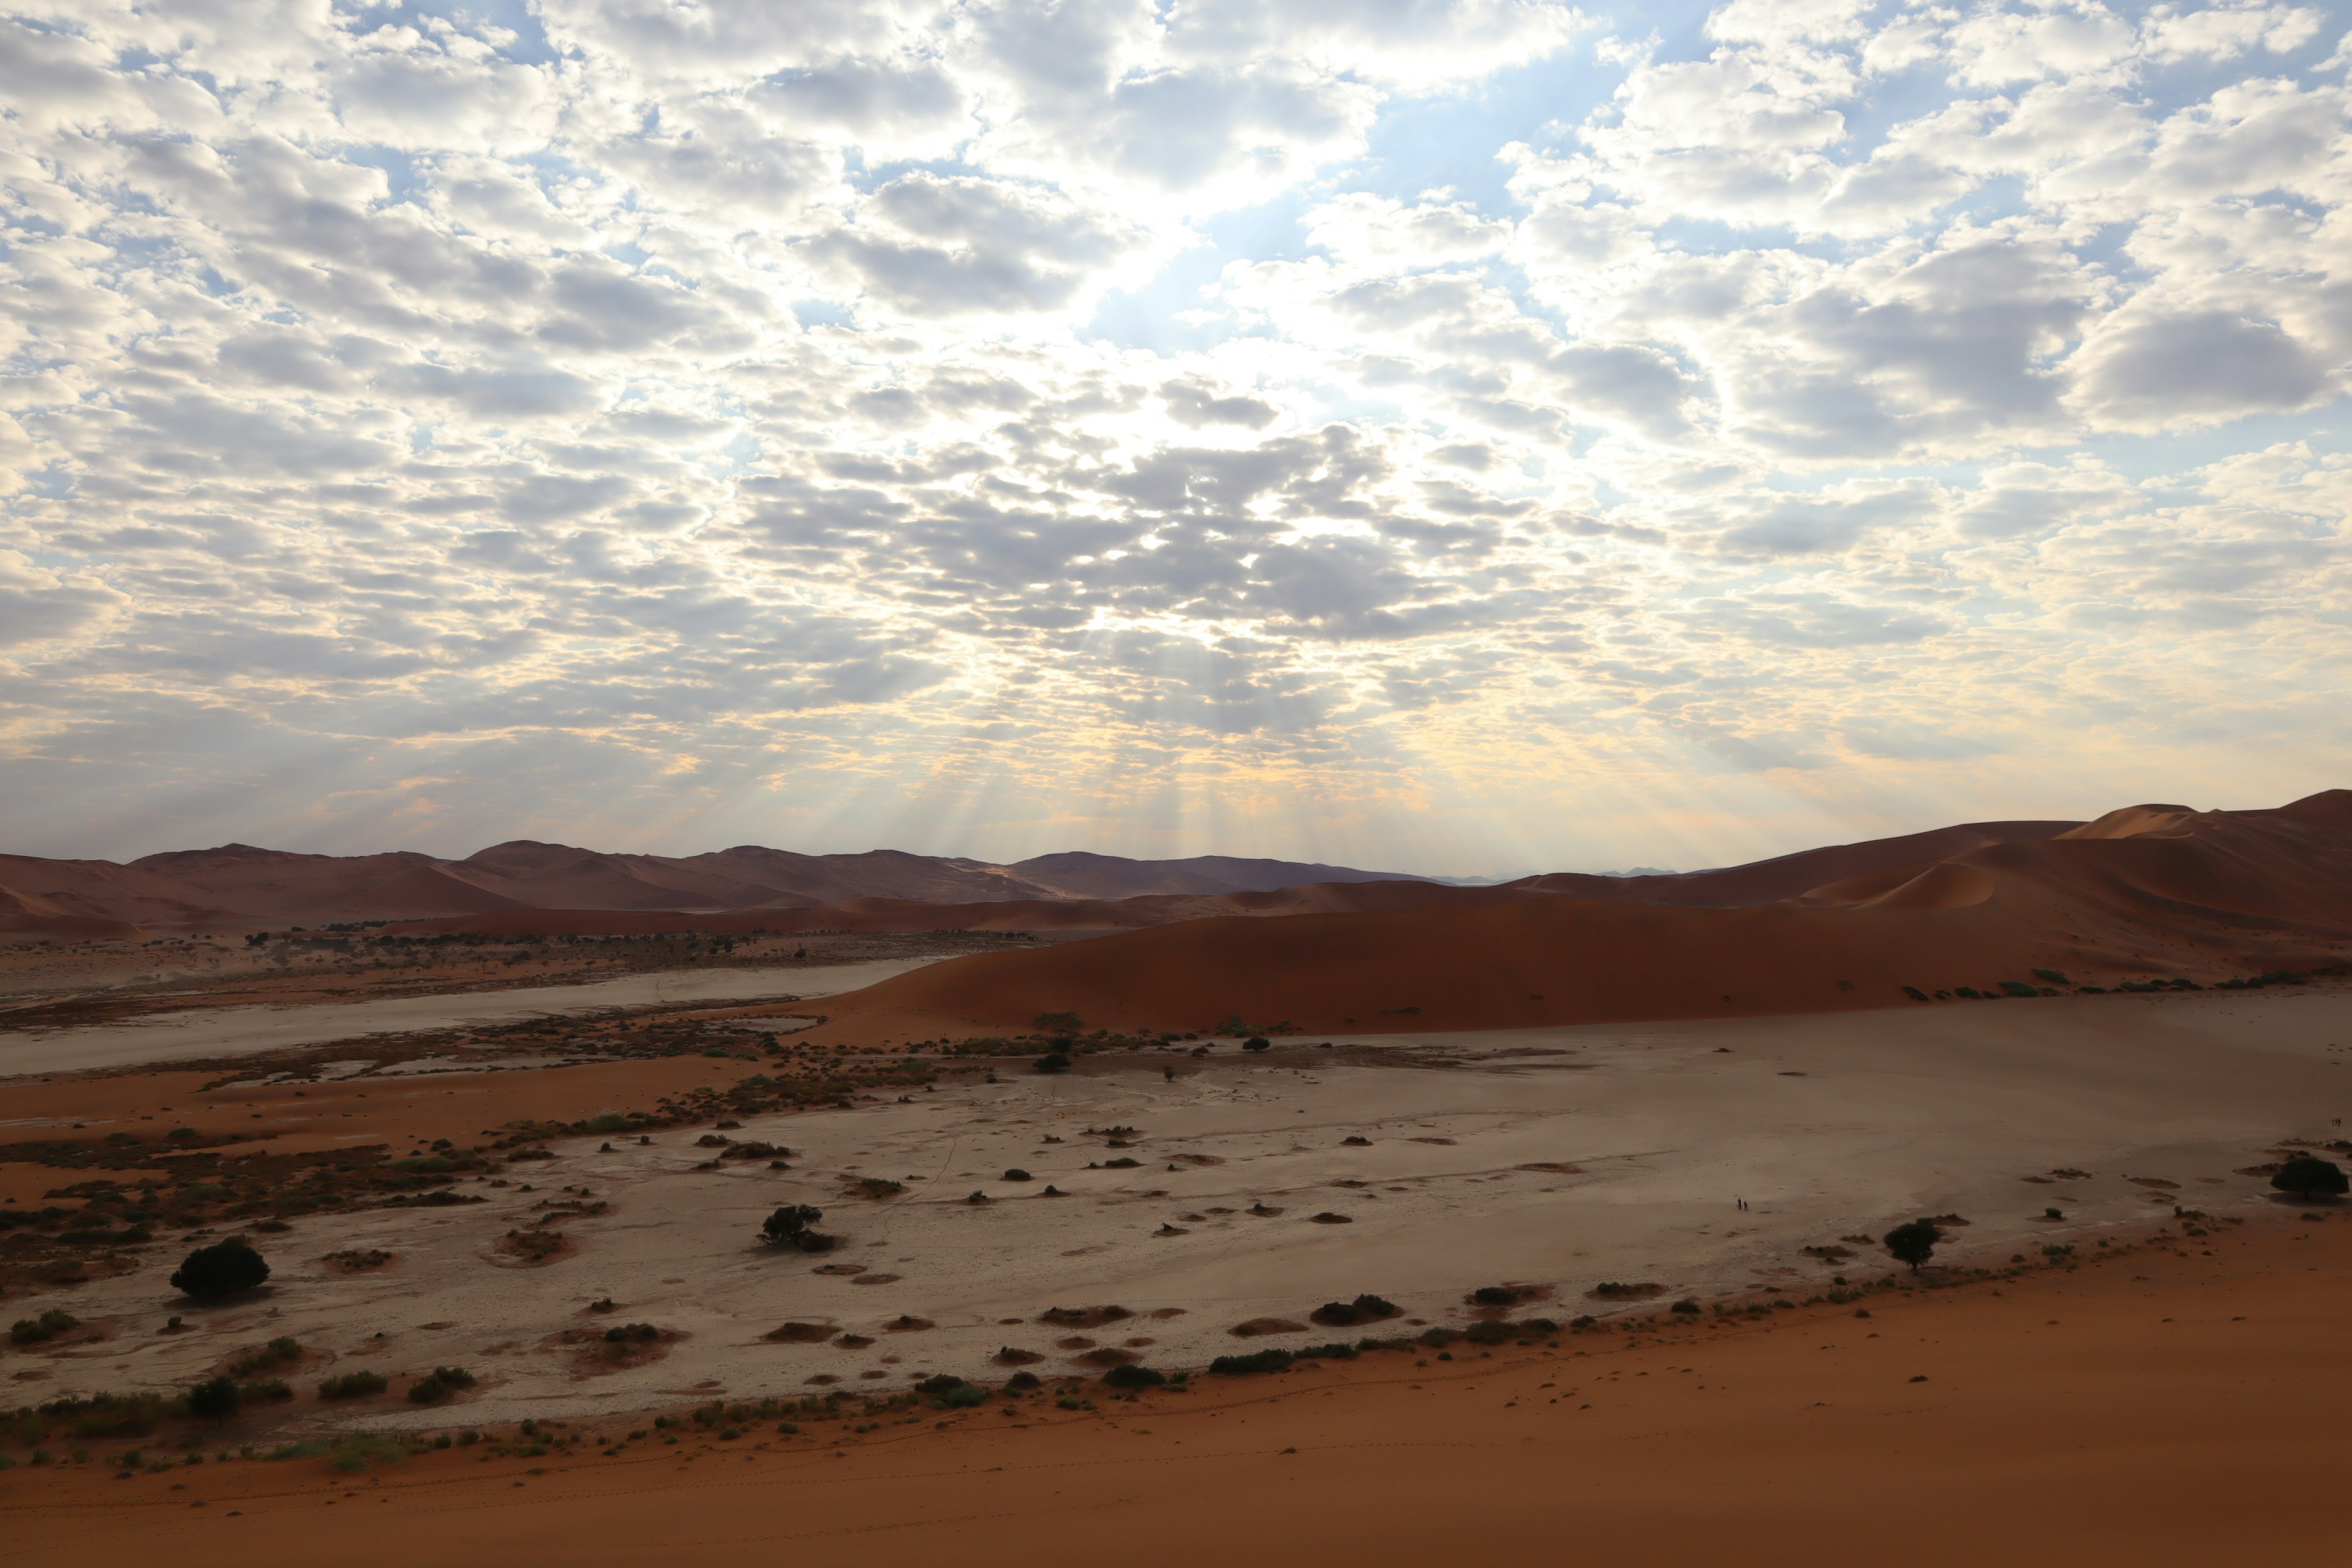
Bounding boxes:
1735 1196 1746 1212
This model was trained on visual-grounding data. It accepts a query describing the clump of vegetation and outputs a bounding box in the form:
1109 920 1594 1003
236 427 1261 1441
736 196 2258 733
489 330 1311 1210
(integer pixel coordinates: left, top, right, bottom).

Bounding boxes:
2272 1154 2350 1199
1035 1052 1072 1074
406 1366 476 1403
759 1204 834 1251
229 1336 301 1377
317 1371 389 1400
855 1178 905 1199
186 1375 240 1423
1883 1219 1940 1272
322 1249 393 1272
1102 1363 1165 1388
170 1239 270 1300
1209 1348 1294 1376
604 1323 660 1344
1002 1168 1033 1182
9 1310 78 1346
1311 1294 1400 1327
1243 1036 1270 1052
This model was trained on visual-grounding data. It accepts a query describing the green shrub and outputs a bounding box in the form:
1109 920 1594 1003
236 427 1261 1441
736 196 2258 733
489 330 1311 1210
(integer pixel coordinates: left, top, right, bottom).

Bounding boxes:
913 1374 967 1394
1295 1343 1357 1360
2272 1155 2350 1198
1901 986 1929 1001
939 1384 987 1409
170 1240 270 1300
1883 1219 1939 1272
238 1379 292 1403
604 1323 660 1343
1102 1363 1166 1388
2032 968 2068 984
1998 980 2039 998
228 1337 300 1377
1035 1052 1071 1074
327 1433 408 1472
1208 1349 1293 1376
1472 1286 1515 1306
407 1367 476 1403
317 1371 388 1400
587 1114 630 1133
1243 1036 1270 1052
186 1376 239 1423
1464 1321 1510 1345
9 1310 77 1346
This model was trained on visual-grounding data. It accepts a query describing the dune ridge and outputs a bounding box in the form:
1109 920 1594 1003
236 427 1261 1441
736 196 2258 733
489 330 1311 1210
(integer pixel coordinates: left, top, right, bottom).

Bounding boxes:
798 792 2352 1038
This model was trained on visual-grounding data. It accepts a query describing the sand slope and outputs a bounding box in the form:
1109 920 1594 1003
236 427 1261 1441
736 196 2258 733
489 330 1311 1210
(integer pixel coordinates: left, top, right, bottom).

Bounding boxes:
7 1217 2347 1568
812 793 2352 1037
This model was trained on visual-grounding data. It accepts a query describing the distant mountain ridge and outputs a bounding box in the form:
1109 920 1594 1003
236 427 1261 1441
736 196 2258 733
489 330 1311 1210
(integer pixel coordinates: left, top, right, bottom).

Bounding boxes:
0 838 1436 933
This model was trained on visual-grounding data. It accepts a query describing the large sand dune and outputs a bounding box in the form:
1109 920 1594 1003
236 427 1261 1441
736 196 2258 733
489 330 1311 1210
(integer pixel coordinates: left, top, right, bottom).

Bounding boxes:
809 793 2352 1039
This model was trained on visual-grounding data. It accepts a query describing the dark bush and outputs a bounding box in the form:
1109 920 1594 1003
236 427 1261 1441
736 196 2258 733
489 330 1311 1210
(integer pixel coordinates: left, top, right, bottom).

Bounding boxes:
186 1376 239 1423
1035 1052 1072 1073
1006 1371 1042 1391
2272 1155 2350 1198
1295 1343 1357 1360
1102 1363 1165 1388
170 1240 270 1300
939 1384 987 1408
1243 1036 1270 1052
1209 1348 1293 1376
604 1323 660 1343
914 1374 967 1395
1003 1168 1033 1182
10 1309 77 1346
407 1366 476 1403
760 1204 828 1249
1472 1286 1515 1306
1883 1219 1939 1272
1464 1320 1510 1345
317 1371 388 1400
1671 1298 1701 1315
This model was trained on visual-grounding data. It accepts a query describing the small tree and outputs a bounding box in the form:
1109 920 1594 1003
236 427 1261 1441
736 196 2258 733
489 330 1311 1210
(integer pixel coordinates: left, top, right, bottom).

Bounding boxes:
760 1204 826 1248
1883 1219 1939 1272
1243 1036 1270 1052
186 1375 239 1424
2272 1155 2350 1199
170 1240 270 1300
1035 1052 1071 1074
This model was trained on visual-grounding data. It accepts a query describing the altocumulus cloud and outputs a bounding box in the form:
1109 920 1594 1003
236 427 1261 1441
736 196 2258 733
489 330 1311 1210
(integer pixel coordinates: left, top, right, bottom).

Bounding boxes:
0 0 2347 870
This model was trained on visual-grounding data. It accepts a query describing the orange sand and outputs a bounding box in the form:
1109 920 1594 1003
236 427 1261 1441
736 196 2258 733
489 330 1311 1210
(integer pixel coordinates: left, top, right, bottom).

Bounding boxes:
801 794 2352 1041
4 1213 2346 1566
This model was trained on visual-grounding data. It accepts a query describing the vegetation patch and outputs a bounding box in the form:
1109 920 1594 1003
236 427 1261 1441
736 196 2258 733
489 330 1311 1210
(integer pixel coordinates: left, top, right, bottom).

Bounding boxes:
493 1229 572 1266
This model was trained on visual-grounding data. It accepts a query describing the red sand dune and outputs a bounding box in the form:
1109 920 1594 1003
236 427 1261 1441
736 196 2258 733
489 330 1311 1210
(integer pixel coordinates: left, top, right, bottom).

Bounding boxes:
0 840 1436 930
800 792 2352 1039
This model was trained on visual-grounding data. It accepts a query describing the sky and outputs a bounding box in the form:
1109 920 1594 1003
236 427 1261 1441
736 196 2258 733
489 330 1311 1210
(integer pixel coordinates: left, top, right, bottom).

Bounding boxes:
1 0 2348 876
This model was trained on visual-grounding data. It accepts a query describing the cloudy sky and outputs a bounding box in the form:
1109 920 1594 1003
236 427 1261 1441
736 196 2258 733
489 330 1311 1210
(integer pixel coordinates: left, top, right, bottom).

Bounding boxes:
1 0 2348 873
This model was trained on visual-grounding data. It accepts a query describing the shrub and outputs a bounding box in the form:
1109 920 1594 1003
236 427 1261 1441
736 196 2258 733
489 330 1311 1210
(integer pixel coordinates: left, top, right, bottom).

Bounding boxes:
229 1337 301 1377
1883 1219 1939 1272
1901 985 1929 1001
406 1367 476 1403
939 1384 987 1409
1243 1036 1270 1052
1296 1343 1357 1360
2032 968 2069 985
914 1374 967 1394
238 1379 292 1403
1035 1052 1071 1074
760 1204 827 1248
170 1240 270 1300
856 1179 904 1199
317 1371 389 1400
1209 1348 1293 1376
586 1114 630 1133
186 1376 240 1423
1102 1363 1166 1388
1464 1320 1510 1345
1670 1298 1702 1315
1002 1168 1033 1182
1472 1286 1515 1306
10 1310 77 1346
604 1323 660 1343
2272 1155 2350 1198
1998 980 2039 998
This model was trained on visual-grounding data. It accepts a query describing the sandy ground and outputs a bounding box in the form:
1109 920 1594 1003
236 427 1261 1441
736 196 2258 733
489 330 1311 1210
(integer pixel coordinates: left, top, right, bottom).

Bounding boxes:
4 1209 2348 1567
0 958 940 1076
6 987 2345 1422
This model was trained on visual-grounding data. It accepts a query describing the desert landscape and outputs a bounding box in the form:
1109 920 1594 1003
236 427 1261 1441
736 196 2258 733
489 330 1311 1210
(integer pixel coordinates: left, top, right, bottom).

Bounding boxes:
9 8 2352 1557
4 795 2351 1562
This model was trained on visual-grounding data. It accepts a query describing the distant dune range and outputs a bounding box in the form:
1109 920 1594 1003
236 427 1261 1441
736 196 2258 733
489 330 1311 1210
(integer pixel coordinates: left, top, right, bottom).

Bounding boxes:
0 840 1438 939
777 792 2352 1038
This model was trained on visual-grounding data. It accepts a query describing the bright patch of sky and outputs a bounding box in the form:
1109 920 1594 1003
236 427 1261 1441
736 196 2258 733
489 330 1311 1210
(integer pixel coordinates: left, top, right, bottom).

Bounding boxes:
1 0 2348 876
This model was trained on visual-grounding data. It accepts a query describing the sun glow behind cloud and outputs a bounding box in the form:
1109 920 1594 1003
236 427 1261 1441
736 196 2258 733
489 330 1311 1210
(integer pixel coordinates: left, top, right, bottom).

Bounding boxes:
0 0 2347 873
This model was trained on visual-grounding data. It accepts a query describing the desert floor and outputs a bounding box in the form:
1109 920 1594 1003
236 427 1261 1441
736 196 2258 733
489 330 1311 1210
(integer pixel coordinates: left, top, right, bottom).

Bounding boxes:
3 986 2345 1423
4 1205 2348 1567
